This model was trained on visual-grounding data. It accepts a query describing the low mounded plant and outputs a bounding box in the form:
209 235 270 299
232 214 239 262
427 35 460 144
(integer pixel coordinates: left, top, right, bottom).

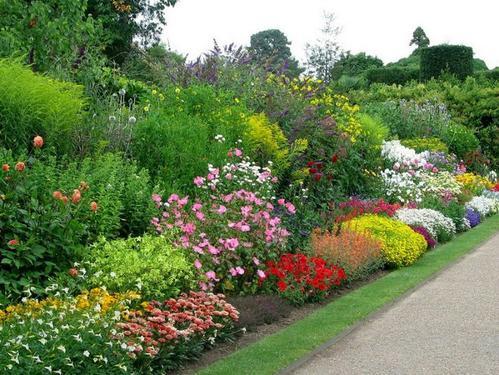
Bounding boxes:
344 215 427 267
85 235 196 300
394 208 456 242
311 228 384 280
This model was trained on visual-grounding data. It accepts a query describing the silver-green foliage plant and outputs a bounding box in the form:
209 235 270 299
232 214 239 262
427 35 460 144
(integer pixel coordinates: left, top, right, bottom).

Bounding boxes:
85 235 197 300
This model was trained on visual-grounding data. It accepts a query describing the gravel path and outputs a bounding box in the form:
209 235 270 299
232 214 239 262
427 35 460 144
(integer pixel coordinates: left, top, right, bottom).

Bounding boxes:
290 233 499 375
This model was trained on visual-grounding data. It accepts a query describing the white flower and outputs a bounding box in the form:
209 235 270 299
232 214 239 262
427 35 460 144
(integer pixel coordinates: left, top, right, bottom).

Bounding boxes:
128 116 137 124
466 196 499 217
57 345 66 353
110 272 117 278
83 350 90 357
395 208 456 239
108 115 117 122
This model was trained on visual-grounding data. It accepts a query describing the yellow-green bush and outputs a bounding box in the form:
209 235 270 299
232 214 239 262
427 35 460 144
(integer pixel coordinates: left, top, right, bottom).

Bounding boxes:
344 215 427 267
401 137 449 153
244 113 291 175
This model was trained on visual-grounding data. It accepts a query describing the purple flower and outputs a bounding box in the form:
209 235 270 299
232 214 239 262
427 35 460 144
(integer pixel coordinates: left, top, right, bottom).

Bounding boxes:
411 226 437 248
465 208 480 228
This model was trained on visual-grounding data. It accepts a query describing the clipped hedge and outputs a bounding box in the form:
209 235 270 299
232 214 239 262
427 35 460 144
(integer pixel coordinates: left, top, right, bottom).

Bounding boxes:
0 59 85 154
420 45 473 81
344 215 427 267
366 67 419 85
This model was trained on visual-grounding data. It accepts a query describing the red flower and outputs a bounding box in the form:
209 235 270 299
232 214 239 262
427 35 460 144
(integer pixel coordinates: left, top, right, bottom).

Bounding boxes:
53 190 63 200
331 154 338 163
313 173 322 181
306 161 315 167
90 201 98 212
309 168 318 174
7 239 19 247
71 189 81 204
277 281 288 292
15 162 25 172
2 164 9 172
68 268 79 277
33 135 44 149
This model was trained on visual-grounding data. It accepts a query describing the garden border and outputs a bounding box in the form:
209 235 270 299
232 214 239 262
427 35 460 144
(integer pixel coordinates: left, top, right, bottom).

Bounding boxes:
197 214 499 375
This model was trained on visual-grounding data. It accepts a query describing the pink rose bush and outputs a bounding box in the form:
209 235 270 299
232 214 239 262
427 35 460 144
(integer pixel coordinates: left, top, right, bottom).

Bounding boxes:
151 151 295 293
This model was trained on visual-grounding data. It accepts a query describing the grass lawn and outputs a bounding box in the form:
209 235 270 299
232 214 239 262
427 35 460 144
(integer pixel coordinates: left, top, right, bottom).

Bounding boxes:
198 214 499 375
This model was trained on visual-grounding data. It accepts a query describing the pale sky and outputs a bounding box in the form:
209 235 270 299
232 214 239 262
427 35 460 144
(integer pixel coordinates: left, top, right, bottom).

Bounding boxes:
162 0 499 69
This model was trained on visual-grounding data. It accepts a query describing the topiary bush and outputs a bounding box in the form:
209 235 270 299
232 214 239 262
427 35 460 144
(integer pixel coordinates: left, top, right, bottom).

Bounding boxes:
85 235 196 300
366 67 419 85
344 215 427 267
0 59 85 155
420 45 473 81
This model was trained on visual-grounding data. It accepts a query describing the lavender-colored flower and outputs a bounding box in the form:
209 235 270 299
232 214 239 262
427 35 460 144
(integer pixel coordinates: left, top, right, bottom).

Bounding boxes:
465 208 481 228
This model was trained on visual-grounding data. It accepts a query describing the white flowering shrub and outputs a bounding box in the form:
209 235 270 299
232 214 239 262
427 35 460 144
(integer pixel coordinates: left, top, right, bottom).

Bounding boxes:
382 140 428 167
465 196 499 217
381 169 425 203
395 208 456 241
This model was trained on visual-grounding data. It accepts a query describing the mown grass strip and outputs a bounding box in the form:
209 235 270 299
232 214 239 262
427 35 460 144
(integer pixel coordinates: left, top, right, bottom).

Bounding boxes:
198 214 499 375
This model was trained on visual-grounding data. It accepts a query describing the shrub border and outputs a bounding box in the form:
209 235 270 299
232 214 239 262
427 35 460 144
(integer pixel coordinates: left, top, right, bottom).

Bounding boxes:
198 214 499 375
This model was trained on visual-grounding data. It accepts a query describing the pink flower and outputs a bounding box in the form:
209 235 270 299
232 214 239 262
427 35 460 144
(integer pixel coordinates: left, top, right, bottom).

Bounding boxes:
432 167 439 173
257 269 266 279
266 202 274 210
178 196 188 206
277 198 285 206
152 194 162 203
199 282 208 291
168 194 179 203
193 176 205 187
241 205 252 216
205 271 218 281
223 194 234 203
225 238 239 250
285 202 296 214
195 211 205 221
194 259 202 269
234 148 242 157
216 205 227 214
192 202 203 212
208 245 220 255
253 257 260 266
229 268 238 276
235 266 245 275
225 173 233 180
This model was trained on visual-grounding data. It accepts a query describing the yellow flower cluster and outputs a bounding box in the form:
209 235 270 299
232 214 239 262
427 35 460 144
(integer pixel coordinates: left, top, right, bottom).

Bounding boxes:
344 215 427 267
0 288 140 323
455 173 494 194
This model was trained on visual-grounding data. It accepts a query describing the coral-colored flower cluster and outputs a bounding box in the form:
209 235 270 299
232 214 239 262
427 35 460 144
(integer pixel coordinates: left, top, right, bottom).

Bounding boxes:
265 253 346 304
335 198 401 223
311 228 383 279
113 292 239 359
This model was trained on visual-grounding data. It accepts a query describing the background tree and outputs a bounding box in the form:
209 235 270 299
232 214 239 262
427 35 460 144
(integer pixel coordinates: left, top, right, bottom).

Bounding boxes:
305 11 342 82
410 26 430 51
331 52 383 80
87 0 177 63
248 29 302 77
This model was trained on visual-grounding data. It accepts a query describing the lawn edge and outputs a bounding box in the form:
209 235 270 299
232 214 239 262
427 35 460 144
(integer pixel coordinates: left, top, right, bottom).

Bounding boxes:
197 214 499 375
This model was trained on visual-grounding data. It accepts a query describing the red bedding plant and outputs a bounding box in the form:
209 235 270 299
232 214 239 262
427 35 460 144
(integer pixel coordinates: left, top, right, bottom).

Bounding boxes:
334 197 401 223
113 291 239 372
265 253 346 305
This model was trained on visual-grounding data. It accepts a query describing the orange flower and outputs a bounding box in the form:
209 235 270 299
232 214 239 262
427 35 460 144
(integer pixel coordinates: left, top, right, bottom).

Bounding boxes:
53 190 63 200
2 164 9 172
33 135 44 149
90 201 98 212
7 239 19 247
61 196 69 204
15 162 25 172
71 189 81 204
68 268 79 277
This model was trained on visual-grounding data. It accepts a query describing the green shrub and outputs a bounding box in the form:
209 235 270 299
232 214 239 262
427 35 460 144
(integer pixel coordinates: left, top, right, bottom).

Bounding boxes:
420 45 473 81
357 113 389 149
0 150 94 300
439 122 480 157
85 235 196 300
366 67 419 85
344 215 427 267
0 59 85 154
401 138 449 153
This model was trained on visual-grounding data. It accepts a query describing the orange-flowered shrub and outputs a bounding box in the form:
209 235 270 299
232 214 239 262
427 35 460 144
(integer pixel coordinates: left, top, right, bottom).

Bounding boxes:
311 228 384 280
